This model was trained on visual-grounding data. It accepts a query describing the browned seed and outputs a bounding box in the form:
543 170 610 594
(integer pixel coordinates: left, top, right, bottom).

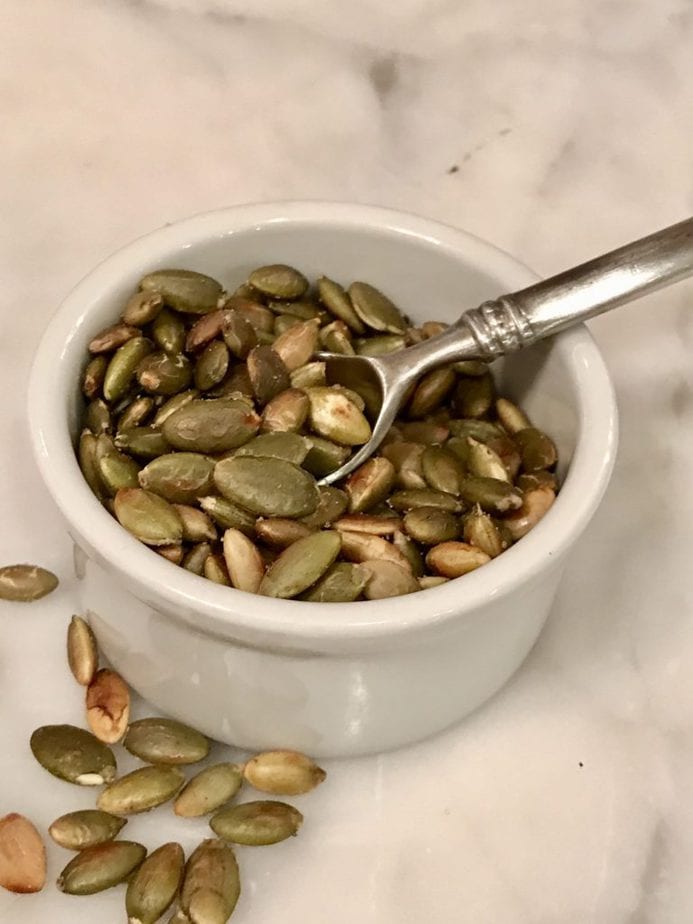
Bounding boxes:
345 457 396 513
503 485 556 540
247 345 291 404
261 388 310 433
333 514 402 535
0 813 46 894
339 531 412 571
255 518 314 549
222 528 265 593
67 615 98 686
86 669 130 744
89 323 139 354
185 308 226 352
425 541 491 577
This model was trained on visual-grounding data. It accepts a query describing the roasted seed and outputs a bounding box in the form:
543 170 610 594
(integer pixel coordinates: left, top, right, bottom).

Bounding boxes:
348 282 407 334
235 431 311 465
458 476 523 514
204 552 231 585
503 485 556 539
67 615 98 685
153 389 200 428
200 496 256 535
421 446 463 495
214 456 319 518
79 430 106 500
98 449 141 494
462 506 505 557
57 841 146 895
419 575 449 589
387 489 462 513
82 355 108 398
210 801 303 846
139 453 215 504
114 488 183 546
195 341 230 391
267 298 321 320
174 505 217 542
514 427 558 472
118 395 155 431
290 360 326 389
89 323 139 354
398 421 449 444
140 269 223 315
86 669 130 743
272 319 319 371
360 559 419 599
391 530 425 577
126 842 185 924
453 372 495 419
448 418 503 442
137 351 193 396
426 541 491 577
124 718 210 766
302 435 350 477
48 810 126 851
259 531 341 598
219 311 258 361
381 441 427 489
162 398 260 454
243 750 326 796
261 388 309 432
355 334 407 356
495 397 532 433
115 426 171 459
408 367 456 418
122 290 164 327
334 513 402 535
339 531 412 570
0 564 58 602
157 544 184 564
403 506 460 544
180 839 240 923
222 528 264 593
225 296 275 333
466 437 510 482
185 309 225 352
0 813 46 894
86 398 112 435
299 485 349 528
319 319 355 354
30 724 116 785
306 386 371 445
246 345 290 404
98 767 186 815
317 276 365 333
255 518 313 548
301 561 367 602
517 470 558 492
345 457 395 512
175 764 243 818
451 359 490 376
248 264 308 300
182 542 212 576
103 337 153 402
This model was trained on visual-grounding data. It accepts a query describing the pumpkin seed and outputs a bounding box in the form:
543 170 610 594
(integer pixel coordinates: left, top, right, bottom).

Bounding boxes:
361 559 419 599
195 341 230 391
30 724 116 785
334 513 402 535
301 562 367 602
448 418 503 442
174 505 217 542
126 842 185 924
299 485 348 528
180 839 240 923
140 269 223 315
82 355 108 398
462 506 505 557
175 764 243 818
200 496 256 535
388 489 462 513
267 299 321 320
139 453 215 504
255 518 313 549
466 437 509 482
261 387 309 432
259 531 341 598
118 395 155 431
317 276 365 333
421 446 463 495
137 351 193 396
341 456 394 512
215 456 319 518
225 296 275 333
246 345 290 404
408 367 456 418
339 531 411 570
0 564 59 602
152 390 200 428
210 801 303 846
458 476 523 514
103 337 153 402
122 290 164 327
243 750 325 796
451 359 489 376
98 449 141 494
57 841 146 895
222 310 257 358
67 615 98 686
453 372 495 419
157 544 184 564
204 552 231 585
403 507 460 544
426 541 491 577
248 264 308 300
514 427 558 472
419 575 449 589
98 766 186 815
48 810 126 851
115 426 171 459
0 813 46 894
150 307 187 354
86 668 130 743
222 528 264 593
162 398 260 453
235 431 311 465
182 542 212 575
86 398 112 435
319 319 355 354
503 485 556 539
186 887 231 924
271 319 319 371
348 282 407 334
114 488 183 546
290 360 326 389
392 530 425 576
302 435 350 477
516 470 558 492
89 322 139 354
398 421 449 444
495 397 532 433
78 431 105 500
381 441 427 489
185 309 225 353
306 387 371 446
124 718 210 766
355 334 407 356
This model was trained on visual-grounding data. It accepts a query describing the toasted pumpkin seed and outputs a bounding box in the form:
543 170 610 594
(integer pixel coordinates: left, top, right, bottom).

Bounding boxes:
458 476 523 514
403 507 460 544
259 531 341 598
344 456 395 512
215 456 318 518
122 290 164 327
319 319 355 354
348 282 407 334
235 431 311 465
516 470 558 492
222 309 257 358
82 355 108 399
451 359 490 376
200 496 256 535
398 421 449 444
174 505 217 542
388 489 462 513
301 562 367 602
162 398 260 454
426 541 491 577
246 345 290 404
115 426 171 459
339 531 411 570
225 296 275 333
86 398 112 435
222 529 264 593
180 839 240 922
141 269 223 314
204 552 231 585
419 575 449 589
182 541 212 575
381 441 427 489
86 669 130 744
421 446 463 495
392 530 425 577
124 718 210 766
408 367 456 418
78 430 106 500
495 397 532 433
211 801 303 846
137 351 193 396
126 842 185 924
290 360 326 389
194 341 230 391
118 395 154 432
361 559 419 599
355 334 407 356
447 418 503 442
0 813 46 894
306 387 371 446
243 750 326 796
98 766 186 815
114 488 183 546
175 764 243 818
67 615 98 685
57 841 146 895
89 323 139 354
334 513 402 535
514 427 558 472
0 564 59 602
248 264 308 300
157 544 184 564
48 810 126 851
103 337 153 402
453 372 495 419
98 450 141 494
463 506 505 557
302 435 350 477
272 319 319 371
185 309 225 352
30 724 116 785
299 485 348 528
317 276 365 333
261 387 309 432
466 437 509 482
503 485 556 539
255 518 313 548
139 453 215 504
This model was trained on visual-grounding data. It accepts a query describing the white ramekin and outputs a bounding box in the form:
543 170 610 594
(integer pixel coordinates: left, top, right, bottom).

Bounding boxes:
27 202 618 757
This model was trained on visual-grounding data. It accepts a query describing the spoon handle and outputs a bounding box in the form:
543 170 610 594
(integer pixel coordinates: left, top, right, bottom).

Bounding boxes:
461 217 693 360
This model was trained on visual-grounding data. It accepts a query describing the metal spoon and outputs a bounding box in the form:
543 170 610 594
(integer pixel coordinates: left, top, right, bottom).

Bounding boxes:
318 216 693 485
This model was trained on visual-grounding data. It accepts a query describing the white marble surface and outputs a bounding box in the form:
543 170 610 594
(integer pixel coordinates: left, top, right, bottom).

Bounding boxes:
2 1 693 921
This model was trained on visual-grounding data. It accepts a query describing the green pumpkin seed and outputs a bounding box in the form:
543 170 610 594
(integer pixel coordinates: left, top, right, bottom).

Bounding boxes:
200 496 256 535
224 296 275 333
48 810 126 851
174 505 217 542
187 887 231 924
122 290 164 327
140 269 223 315
259 531 341 598
175 764 243 818
316 276 365 333
151 307 190 357
82 355 108 398
462 506 505 557
387 489 462 513
452 359 490 376
118 395 155 432
211 364 254 399
255 518 313 549
235 431 311 465
514 427 558 472
334 513 402 535
210 801 303 846
0 564 59 602
182 541 212 575
214 456 318 518
271 319 319 371
453 372 495 419
152 390 200 428
354 334 407 356
348 282 407 334
180 839 240 922
516 470 558 492
98 450 141 494
114 488 183 546
443 437 469 468
458 476 523 514
381 441 427 489
246 345 290 404
243 750 325 796
426 541 491 577
306 386 371 446
222 528 264 593
195 341 230 391
115 426 172 459
267 299 321 320
503 484 556 540
299 485 348 528
301 561 367 602
495 397 532 433
408 367 456 418
261 388 309 433
466 437 509 482
89 322 139 354
447 419 503 442
30 724 116 785
302 435 350 477
98 766 186 815
344 457 395 513
86 398 112 435
290 360 326 389
67 615 98 686
204 552 231 585
403 507 460 544
421 446 463 495
138 453 215 504
319 319 355 355
274 314 301 336
392 529 425 577
124 718 210 766
487 433 522 480
103 337 153 402
248 264 308 300
222 310 257 359
360 559 419 599
162 398 260 453
137 351 193 396
57 841 146 895
339 531 412 570
126 842 185 924
398 421 449 444
185 309 225 352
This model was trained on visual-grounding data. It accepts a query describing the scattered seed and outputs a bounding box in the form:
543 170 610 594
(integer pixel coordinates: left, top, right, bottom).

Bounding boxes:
86 669 130 744
97 766 186 815
123 718 210 766
210 801 303 846
175 764 243 818
57 841 146 895
48 810 126 851
30 724 116 785
126 842 185 924
0 813 46 894
0 564 58 602
243 750 326 796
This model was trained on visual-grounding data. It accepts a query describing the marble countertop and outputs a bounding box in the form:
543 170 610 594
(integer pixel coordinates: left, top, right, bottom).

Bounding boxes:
2 2 693 922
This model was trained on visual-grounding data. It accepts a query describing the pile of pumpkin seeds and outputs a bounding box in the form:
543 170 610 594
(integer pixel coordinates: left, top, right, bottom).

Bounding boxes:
0 613 325 921
78 264 559 600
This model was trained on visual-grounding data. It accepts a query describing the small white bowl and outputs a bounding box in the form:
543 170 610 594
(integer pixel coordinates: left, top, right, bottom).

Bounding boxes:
28 202 618 757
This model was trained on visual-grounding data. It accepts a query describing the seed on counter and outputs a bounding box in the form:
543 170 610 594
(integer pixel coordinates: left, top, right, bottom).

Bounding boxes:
97 766 186 815
210 801 303 846
0 564 58 602
57 841 147 895
123 717 210 766
0 813 46 894
243 750 326 796
125 842 185 924
48 810 127 851
30 724 117 785
174 764 244 818
67 615 99 686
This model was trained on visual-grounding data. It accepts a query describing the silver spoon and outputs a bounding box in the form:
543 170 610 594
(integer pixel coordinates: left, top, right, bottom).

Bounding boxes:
318 216 693 485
